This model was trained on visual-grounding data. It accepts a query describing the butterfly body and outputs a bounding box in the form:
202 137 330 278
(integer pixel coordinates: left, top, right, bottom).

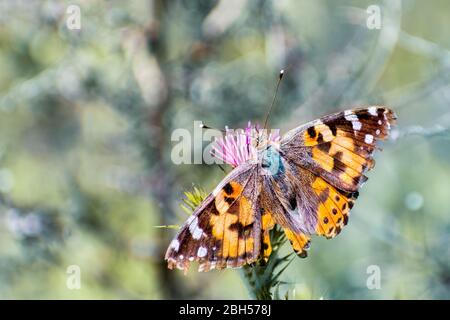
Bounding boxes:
166 107 396 272
260 145 285 176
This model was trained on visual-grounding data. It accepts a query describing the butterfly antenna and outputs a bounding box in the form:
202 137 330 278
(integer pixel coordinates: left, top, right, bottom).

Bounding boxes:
199 122 229 174
263 69 284 131
199 122 226 134
217 164 227 173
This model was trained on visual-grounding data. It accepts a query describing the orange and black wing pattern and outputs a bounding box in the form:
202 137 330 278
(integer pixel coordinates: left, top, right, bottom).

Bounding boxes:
281 106 396 192
279 106 396 239
165 164 262 272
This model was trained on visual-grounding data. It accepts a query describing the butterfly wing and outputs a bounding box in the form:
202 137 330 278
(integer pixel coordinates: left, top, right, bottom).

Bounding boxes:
279 161 358 239
281 106 396 192
259 173 311 257
165 163 263 272
275 106 396 242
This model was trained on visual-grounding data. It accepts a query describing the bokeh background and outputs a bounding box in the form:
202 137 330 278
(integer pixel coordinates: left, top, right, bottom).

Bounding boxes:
0 0 449 299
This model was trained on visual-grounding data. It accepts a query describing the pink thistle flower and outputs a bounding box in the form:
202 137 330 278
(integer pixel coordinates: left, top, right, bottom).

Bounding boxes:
211 122 280 167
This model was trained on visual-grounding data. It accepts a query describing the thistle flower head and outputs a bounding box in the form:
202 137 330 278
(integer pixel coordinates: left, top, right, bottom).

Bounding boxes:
211 122 280 167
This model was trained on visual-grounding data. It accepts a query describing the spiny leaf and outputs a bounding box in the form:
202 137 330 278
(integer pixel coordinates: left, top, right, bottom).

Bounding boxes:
181 187 207 215
153 224 180 229
271 257 295 286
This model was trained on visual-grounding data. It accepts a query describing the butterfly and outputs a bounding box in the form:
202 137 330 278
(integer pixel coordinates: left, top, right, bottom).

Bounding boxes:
166 106 396 272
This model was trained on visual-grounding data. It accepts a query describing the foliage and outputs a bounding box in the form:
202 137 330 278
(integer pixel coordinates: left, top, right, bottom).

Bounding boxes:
0 0 449 299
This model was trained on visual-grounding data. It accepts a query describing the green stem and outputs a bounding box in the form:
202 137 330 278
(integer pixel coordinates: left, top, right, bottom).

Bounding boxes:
239 226 291 300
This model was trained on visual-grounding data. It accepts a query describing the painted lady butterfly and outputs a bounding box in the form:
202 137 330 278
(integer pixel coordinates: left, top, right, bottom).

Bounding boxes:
166 106 396 272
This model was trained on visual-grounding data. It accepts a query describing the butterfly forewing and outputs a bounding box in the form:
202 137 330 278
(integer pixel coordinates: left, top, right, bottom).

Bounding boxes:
165 164 263 272
281 106 396 192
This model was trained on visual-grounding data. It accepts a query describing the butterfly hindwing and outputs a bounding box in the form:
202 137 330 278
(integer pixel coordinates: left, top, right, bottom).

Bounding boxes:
292 166 359 239
258 168 312 258
165 164 262 272
260 206 276 260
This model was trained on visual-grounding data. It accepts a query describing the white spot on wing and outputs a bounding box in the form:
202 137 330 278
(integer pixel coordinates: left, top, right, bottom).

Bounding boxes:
192 227 203 239
197 246 207 258
352 121 362 131
344 110 358 122
188 216 203 240
186 215 195 225
376 129 380 135
365 134 374 144
169 239 180 252
368 106 377 116
188 216 197 230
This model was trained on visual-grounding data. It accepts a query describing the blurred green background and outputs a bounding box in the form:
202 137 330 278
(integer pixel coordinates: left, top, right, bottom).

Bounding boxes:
0 0 449 299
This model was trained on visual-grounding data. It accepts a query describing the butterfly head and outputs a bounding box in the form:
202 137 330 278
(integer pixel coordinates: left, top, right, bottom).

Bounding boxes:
259 144 284 176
